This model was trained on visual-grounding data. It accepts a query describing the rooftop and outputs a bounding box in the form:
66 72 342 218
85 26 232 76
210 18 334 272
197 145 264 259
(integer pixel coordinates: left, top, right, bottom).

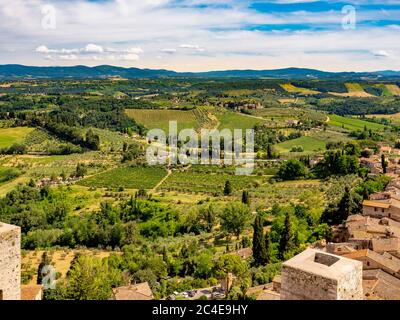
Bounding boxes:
362 200 391 209
282 249 362 280
112 282 154 301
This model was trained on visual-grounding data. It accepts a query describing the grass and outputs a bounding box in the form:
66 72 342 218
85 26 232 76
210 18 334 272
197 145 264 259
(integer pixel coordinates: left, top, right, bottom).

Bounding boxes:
275 136 326 155
125 109 198 132
0 127 34 148
78 166 167 189
328 114 386 131
216 110 266 131
280 84 319 95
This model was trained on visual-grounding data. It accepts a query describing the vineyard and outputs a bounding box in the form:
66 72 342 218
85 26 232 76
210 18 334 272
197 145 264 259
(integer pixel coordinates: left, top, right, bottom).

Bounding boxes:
125 109 199 132
78 166 167 189
158 170 266 195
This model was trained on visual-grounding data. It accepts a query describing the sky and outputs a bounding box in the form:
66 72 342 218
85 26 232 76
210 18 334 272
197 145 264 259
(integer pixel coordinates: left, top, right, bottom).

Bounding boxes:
0 0 399 72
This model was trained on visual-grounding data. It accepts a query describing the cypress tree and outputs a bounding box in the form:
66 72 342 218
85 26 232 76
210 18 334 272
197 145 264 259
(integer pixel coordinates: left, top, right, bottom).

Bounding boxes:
279 211 294 259
252 215 267 266
381 154 387 174
242 190 250 206
224 180 232 196
265 230 272 264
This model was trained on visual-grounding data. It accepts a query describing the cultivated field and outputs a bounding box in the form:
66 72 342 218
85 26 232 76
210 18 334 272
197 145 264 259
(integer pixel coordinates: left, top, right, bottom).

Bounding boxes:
0 127 34 148
280 83 320 95
78 166 167 189
125 109 199 132
328 114 386 131
329 83 374 97
159 171 266 195
275 136 326 155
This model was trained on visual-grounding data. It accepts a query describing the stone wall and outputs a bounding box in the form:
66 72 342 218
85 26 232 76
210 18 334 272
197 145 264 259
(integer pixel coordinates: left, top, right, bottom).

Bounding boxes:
0 222 21 300
281 265 338 300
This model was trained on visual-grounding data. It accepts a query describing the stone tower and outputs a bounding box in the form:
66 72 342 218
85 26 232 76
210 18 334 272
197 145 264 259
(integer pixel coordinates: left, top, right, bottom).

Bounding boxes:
0 222 21 300
280 249 363 300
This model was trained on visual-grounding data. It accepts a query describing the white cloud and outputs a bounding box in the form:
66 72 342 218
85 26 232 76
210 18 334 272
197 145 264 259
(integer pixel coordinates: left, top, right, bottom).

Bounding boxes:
1 0 399 71
84 44 104 53
373 50 390 57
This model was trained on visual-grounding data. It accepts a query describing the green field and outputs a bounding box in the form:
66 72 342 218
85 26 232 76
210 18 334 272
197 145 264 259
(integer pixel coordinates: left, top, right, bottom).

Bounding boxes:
275 136 326 155
159 171 266 195
78 166 167 189
280 83 319 95
0 127 34 148
328 114 386 131
125 109 199 132
217 111 266 131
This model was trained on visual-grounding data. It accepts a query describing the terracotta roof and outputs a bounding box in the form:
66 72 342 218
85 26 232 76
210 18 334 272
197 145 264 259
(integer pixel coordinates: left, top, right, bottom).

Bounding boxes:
363 200 391 209
112 282 154 300
21 285 43 300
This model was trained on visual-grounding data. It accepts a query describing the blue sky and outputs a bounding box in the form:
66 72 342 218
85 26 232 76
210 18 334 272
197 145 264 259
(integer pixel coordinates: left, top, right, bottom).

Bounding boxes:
0 0 399 71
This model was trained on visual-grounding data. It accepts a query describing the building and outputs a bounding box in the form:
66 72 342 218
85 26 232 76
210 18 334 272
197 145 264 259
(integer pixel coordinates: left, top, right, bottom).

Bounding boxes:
0 222 21 300
112 282 154 300
21 285 44 300
280 249 363 300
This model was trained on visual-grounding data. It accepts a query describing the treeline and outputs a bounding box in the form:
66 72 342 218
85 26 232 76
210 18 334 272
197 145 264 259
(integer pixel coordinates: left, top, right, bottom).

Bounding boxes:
309 97 400 116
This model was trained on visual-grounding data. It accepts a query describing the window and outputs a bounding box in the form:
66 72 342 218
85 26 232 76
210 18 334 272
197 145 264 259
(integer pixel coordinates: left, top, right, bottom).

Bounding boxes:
374 207 377 212
367 262 370 266
382 208 385 213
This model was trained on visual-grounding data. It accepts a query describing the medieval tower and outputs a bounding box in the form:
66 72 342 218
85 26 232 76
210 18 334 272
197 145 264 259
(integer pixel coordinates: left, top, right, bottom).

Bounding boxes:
0 222 21 300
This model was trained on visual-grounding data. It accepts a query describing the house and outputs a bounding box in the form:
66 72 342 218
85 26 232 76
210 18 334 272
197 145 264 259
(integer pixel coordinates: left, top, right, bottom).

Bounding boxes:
112 282 154 300
21 285 44 300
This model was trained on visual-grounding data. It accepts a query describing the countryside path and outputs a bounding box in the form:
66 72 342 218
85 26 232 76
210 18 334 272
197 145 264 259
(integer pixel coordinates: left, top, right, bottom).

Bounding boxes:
152 169 172 192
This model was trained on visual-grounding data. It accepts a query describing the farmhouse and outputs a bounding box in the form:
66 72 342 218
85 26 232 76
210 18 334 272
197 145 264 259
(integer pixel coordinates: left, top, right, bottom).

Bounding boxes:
112 282 154 300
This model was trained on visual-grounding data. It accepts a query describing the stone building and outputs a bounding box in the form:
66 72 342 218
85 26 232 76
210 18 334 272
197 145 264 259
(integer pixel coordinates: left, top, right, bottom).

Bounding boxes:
280 249 363 300
0 222 21 300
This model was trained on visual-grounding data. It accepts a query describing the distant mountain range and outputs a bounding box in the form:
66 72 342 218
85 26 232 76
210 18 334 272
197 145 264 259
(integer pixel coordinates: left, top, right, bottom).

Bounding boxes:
0 64 399 80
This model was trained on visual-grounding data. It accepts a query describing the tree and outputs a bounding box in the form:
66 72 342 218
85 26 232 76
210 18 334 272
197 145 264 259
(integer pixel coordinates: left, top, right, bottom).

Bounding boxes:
279 211 295 259
85 129 100 150
242 190 250 206
220 202 252 239
252 215 267 266
59 256 123 300
265 231 272 264
381 154 388 174
320 186 360 225
277 159 307 180
224 180 232 196
75 163 87 178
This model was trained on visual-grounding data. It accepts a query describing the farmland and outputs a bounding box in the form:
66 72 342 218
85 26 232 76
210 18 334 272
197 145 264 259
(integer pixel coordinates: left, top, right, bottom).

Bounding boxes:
0 127 34 148
280 83 319 95
329 83 374 97
125 109 199 132
275 136 326 155
78 166 167 189
159 170 266 195
328 114 386 131
1 77 400 301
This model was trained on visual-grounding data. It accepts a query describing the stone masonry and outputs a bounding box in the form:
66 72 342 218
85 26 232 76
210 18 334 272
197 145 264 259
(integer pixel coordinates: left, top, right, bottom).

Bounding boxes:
0 222 21 300
280 249 363 300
